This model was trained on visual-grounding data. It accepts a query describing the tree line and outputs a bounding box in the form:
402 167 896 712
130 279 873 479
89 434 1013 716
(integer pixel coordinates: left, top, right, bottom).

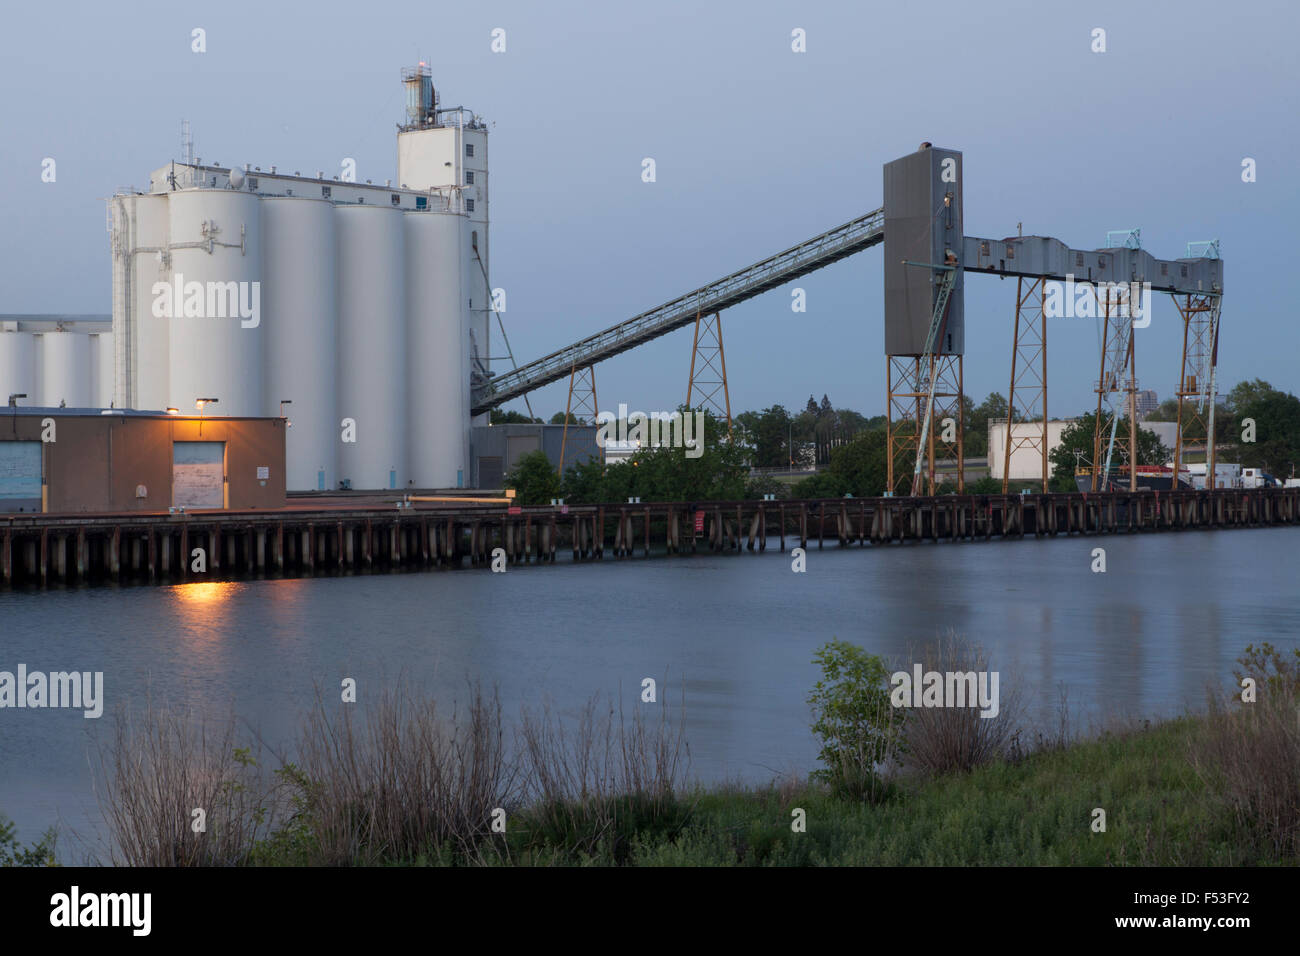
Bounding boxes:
498 378 1300 504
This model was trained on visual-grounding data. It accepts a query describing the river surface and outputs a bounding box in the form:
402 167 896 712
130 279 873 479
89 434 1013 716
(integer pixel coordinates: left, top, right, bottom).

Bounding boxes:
2 526 1297 861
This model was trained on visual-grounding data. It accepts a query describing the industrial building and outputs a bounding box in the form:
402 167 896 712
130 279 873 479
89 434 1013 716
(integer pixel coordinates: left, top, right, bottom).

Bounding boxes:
0 408 285 513
0 66 492 493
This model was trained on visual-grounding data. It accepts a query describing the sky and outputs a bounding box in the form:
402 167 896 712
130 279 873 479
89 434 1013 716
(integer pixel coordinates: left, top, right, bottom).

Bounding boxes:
0 0 1296 421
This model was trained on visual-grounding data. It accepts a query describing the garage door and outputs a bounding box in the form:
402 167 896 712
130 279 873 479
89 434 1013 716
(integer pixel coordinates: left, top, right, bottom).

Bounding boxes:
477 456 502 489
173 441 225 509
0 442 42 513
506 434 540 470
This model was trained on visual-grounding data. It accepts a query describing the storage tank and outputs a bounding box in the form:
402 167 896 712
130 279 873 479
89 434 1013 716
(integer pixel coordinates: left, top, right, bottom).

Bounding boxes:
262 197 339 491
405 211 467 488
336 203 407 490
114 192 172 411
40 331 91 408
166 190 263 417
0 331 36 405
90 333 115 408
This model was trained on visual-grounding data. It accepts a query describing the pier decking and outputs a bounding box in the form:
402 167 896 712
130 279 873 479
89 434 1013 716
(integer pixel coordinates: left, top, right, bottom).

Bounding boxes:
2 487 1296 587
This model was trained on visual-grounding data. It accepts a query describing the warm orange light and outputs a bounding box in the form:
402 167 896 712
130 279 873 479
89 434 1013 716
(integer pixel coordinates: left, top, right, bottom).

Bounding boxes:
172 580 237 608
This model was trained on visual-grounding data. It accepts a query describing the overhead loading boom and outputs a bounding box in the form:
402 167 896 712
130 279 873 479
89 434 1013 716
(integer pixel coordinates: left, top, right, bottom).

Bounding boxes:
470 208 885 414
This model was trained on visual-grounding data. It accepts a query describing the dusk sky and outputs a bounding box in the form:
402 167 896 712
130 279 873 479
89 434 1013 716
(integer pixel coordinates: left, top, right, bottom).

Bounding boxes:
1 0 1294 420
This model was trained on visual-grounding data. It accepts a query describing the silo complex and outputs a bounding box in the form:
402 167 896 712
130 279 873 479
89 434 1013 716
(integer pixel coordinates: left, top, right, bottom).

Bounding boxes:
262 198 338 491
336 204 409 490
166 190 264 418
0 68 493 489
405 211 469 488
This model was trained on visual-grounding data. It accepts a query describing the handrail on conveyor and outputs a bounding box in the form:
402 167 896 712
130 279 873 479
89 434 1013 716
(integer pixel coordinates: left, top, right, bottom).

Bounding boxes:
471 207 885 414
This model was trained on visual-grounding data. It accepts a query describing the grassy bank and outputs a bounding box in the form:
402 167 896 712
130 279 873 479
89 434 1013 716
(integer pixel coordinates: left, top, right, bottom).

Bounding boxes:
6 641 1296 867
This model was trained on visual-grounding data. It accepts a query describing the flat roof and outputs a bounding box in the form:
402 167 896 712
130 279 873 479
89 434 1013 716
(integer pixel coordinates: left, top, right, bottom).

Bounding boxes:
2 406 280 420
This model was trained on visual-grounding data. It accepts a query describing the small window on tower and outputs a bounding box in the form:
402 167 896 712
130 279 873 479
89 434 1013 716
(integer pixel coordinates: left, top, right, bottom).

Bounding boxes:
465 171 475 185
391 193 401 206
322 185 332 199
465 143 474 158
415 196 427 210
466 198 475 213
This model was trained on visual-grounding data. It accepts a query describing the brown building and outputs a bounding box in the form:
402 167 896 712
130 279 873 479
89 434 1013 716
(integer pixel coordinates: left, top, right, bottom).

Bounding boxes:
1 408 286 513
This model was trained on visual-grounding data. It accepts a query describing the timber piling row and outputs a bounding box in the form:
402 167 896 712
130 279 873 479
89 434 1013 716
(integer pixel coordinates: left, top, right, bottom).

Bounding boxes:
2 487 1297 588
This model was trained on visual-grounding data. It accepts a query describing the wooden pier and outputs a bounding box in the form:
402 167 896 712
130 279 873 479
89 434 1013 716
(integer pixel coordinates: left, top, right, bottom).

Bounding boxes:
2 487 1297 588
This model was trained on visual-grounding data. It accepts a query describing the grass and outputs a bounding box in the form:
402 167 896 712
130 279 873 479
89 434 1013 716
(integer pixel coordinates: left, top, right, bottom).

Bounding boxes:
7 641 1293 868
490 716 1256 867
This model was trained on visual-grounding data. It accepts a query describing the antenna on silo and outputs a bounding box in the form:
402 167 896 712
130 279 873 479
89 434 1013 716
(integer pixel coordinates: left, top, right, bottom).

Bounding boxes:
180 119 195 166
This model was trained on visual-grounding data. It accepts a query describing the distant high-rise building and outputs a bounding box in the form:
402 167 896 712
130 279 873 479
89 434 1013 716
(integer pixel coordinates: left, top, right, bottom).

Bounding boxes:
1135 389 1158 420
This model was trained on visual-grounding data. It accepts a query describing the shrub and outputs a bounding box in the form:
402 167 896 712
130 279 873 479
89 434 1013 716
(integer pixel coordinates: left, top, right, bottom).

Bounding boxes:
899 631 1022 776
806 640 905 801
1191 644 1300 857
0 815 58 867
504 450 561 505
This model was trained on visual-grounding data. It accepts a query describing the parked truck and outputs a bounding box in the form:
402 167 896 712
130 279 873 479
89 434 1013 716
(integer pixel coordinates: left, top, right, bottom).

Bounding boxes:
1241 467 1279 489
1186 462 1242 490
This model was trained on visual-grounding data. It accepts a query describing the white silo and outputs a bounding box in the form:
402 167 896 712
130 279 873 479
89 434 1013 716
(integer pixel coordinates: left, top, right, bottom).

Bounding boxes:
262 197 339 491
39 331 91 408
405 210 468 488
166 190 263 417
117 192 172 411
90 333 115 408
336 203 407 490
0 331 36 405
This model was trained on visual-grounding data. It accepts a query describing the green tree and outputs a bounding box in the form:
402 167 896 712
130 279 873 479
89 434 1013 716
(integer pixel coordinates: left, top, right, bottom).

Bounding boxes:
1226 378 1283 414
1143 398 1180 423
963 392 1018 460
549 411 580 425
734 404 793 468
791 427 912 498
807 641 904 800
490 408 543 424
1234 389 1300 476
503 450 561 505
1047 412 1171 488
561 409 748 503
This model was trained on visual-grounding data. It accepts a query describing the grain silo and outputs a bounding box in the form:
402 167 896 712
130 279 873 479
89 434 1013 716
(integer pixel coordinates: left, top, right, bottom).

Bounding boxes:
90 333 114 408
39 330 91 408
165 190 263 418
0 329 36 404
261 196 338 491
336 203 408 490
405 210 468 488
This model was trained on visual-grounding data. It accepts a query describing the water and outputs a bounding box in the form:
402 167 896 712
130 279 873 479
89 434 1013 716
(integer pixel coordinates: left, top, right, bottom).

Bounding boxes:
2 526 1297 860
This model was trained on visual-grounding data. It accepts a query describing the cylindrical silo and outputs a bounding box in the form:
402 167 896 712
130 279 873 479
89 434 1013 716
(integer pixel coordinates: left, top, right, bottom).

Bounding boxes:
0 331 37 406
405 211 467 488
262 197 338 491
336 204 407 490
90 333 115 408
166 190 263 418
40 331 91 408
